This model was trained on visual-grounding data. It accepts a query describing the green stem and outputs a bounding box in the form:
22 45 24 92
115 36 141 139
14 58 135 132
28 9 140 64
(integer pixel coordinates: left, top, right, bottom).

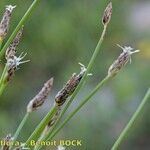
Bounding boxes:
26 105 58 147
34 25 108 150
0 65 8 97
111 88 150 150
0 0 41 58
49 24 108 138
13 113 30 141
0 39 3 50
10 113 30 150
36 76 111 150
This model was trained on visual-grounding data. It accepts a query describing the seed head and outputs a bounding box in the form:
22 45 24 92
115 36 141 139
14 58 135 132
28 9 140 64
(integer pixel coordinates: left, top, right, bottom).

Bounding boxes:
0 5 16 41
55 63 87 106
27 78 54 113
108 44 140 77
6 27 24 60
102 2 112 26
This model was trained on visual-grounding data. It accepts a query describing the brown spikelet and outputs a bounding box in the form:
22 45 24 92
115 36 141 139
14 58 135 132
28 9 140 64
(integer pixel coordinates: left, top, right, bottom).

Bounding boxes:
108 45 140 77
42 106 61 135
4 28 24 83
0 5 16 40
5 27 24 60
2 134 12 150
27 78 54 113
102 2 112 25
5 52 29 84
55 64 86 106
47 107 61 127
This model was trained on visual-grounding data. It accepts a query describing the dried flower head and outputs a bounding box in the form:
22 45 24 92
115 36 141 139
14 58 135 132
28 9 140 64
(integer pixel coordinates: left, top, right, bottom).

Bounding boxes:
108 44 140 77
102 2 112 25
55 63 87 106
2 134 13 150
27 78 54 113
0 5 16 41
6 27 24 60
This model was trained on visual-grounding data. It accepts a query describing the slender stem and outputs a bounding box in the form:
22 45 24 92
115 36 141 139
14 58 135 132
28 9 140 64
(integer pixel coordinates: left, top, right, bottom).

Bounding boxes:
0 65 8 97
13 113 30 140
10 113 30 150
0 0 41 58
111 88 150 150
36 76 111 150
0 39 2 50
0 0 41 96
49 24 108 137
26 105 58 147
34 25 108 150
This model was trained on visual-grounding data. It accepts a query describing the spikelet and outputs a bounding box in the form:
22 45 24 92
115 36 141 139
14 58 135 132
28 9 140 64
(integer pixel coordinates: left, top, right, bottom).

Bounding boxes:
5 27 24 60
108 44 140 77
0 5 16 41
55 63 87 106
42 106 61 136
5 28 29 83
102 2 112 26
2 134 13 150
47 107 61 127
27 78 54 113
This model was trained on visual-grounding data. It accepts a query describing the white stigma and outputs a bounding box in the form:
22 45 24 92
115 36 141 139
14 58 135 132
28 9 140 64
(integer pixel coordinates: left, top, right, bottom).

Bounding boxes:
6 5 16 12
78 62 92 76
117 44 140 63
7 52 30 69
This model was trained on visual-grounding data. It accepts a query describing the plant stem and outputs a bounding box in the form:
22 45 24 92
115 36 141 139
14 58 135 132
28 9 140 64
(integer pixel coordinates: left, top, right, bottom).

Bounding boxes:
36 76 111 150
0 39 2 50
0 0 41 58
26 105 58 147
0 0 41 96
0 65 8 97
111 88 150 150
10 113 30 150
14 113 30 140
49 24 108 137
34 25 108 150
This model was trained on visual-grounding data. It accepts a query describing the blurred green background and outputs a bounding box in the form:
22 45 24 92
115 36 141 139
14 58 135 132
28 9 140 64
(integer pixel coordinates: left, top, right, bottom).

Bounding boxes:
0 0 150 149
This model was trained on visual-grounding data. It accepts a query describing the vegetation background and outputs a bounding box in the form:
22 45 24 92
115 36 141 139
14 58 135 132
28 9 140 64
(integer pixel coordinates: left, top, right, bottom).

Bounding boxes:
0 0 149 149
